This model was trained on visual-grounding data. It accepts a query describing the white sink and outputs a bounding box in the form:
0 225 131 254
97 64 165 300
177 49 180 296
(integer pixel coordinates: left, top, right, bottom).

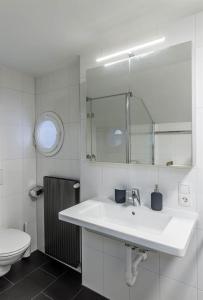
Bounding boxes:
59 197 198 257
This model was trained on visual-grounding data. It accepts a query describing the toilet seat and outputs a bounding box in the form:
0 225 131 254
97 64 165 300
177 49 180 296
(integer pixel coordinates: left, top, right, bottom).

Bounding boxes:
0 229 31 257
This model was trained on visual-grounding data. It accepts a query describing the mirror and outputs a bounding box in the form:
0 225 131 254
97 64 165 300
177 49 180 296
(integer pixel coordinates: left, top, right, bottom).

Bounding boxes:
86 41 192 167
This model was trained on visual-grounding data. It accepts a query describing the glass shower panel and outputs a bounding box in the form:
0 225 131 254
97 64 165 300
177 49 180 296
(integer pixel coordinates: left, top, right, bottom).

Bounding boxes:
90 95 127 163
130 96 153 164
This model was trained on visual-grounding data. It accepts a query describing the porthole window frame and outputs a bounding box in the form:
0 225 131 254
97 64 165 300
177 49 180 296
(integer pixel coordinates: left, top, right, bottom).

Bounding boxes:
34 111 64 157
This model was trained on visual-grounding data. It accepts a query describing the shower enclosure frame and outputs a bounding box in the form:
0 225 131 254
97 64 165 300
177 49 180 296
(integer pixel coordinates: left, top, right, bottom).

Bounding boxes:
86 91 155 164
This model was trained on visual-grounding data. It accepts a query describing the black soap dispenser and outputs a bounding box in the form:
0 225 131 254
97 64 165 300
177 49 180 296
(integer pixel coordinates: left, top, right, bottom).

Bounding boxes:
151 184 163 211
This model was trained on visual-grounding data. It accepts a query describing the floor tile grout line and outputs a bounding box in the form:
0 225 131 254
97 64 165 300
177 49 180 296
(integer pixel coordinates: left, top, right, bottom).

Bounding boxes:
42 292 55 300
2 276 14 286
32 269 72 300
0 263 55 296
4 255 50 285
8 264 44 284
0 277 15 296
42 291 56 300
0 252 82 299
38 267 57 279
70 287 83 300
31 291 54 300
70 287 109 300
39 259 53 268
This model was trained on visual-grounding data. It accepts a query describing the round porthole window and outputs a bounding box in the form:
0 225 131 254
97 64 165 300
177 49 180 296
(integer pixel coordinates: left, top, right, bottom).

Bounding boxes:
34 112 64 156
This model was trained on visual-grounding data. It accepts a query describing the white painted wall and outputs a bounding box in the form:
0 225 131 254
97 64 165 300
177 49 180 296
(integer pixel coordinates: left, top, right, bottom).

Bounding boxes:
80 13 203 300
0 66 37 251
35 59 80 251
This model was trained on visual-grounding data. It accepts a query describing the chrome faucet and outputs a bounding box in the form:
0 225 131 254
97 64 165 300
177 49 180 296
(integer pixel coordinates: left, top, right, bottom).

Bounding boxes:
131 188 141 206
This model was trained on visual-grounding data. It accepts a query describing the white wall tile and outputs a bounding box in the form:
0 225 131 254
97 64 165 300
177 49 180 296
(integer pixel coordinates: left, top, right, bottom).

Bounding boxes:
196 12 203 47
36 158 80 182
1 193 24 229
2 159 23 198
129 166 157 207
36 62 80 251
23 158 36 194
37 157 80 185
23 125 36 159
82 246 103 295
196 108 203 167
36 60 79 94
140 251 159 274
101 165 130 200
36 156 56 185
0 125 23 159
130 268 159 300
196 168 203 229
0 187 4 227
51 159 80 179
22 191 37 225
196 47 203 108
27 219 37 252
160 233 197 287
80 162 103 201
36 196 45 252
21 93 35 126
0 66 36 255
36 87 79 124
198 290 203 300
0 88 22 125
160 276 197 300
103 254 130 300
158 167 196 209
82 229 103 252
103 236 125 260
197 229 203 291
55 122 80 160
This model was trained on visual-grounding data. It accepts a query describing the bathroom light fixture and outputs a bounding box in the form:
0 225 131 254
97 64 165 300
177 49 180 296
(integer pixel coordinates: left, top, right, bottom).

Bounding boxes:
104 51 154 67
96 37 165 62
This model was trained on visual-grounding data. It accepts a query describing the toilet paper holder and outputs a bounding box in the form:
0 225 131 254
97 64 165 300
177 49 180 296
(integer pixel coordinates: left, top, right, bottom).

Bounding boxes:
29 185 43 200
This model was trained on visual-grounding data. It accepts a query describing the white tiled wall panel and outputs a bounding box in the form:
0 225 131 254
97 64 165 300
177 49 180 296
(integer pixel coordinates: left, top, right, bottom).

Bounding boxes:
80 12 203 300
160 276 197 300
0 66 37 251
35 60 80 251
82 245 103 295
130 268 159 300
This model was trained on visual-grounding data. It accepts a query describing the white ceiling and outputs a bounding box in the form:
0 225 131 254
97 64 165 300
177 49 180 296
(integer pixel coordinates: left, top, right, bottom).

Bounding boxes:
0 0 202 76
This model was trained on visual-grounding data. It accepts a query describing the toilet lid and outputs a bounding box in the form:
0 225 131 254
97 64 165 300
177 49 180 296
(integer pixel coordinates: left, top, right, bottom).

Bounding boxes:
0 229 31 256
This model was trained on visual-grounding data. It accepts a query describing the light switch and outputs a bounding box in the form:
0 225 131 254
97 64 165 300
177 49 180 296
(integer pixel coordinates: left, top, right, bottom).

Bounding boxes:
179 184 190 195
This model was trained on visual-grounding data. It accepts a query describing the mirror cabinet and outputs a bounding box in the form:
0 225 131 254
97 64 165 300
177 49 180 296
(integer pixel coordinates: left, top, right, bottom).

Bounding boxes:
86 42 192 167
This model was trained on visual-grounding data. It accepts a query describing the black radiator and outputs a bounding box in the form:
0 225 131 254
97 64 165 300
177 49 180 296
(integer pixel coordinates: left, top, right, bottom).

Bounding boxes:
44 176 80 268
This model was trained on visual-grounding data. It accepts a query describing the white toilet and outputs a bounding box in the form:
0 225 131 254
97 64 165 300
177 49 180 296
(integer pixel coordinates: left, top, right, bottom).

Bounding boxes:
0 228 31 276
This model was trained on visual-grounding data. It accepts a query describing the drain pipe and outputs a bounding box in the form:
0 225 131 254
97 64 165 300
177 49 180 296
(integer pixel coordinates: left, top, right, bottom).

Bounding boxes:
125 244 148 287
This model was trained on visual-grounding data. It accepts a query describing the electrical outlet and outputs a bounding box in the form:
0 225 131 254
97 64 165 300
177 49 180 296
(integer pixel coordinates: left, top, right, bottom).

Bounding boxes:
179 194 191 207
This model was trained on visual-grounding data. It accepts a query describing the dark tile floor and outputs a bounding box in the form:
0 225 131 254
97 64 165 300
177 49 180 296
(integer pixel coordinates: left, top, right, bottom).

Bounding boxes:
0 250 108 300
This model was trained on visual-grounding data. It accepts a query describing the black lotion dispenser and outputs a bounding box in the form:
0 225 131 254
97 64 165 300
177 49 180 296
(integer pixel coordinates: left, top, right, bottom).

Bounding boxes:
151 184 163 211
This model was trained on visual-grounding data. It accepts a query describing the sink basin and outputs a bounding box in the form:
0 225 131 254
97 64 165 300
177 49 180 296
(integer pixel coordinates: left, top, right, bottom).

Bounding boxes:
59 197 198 257
77 200 171 234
